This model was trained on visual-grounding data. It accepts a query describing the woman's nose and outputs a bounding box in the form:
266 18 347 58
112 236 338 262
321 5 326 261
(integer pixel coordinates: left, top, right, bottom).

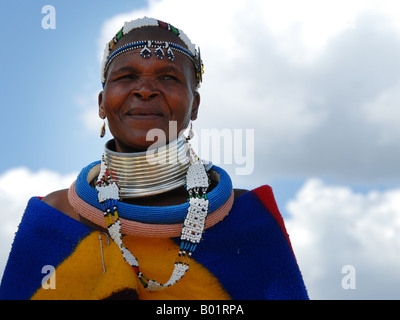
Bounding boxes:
131 79 160 100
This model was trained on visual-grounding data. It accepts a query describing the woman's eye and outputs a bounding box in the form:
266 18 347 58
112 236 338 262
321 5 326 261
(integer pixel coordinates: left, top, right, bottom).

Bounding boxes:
118 74 137 80
161 75 178 81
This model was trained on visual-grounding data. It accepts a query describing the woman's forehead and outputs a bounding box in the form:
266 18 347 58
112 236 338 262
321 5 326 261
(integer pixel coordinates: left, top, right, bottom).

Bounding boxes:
108 48 192 77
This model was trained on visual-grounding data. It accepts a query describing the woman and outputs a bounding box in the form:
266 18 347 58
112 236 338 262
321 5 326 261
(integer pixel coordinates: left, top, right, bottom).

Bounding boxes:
0 17 308 300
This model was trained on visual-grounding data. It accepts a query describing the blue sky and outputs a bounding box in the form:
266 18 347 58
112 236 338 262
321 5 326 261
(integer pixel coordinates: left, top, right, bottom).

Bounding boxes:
0 1 147 174
1 0 400 299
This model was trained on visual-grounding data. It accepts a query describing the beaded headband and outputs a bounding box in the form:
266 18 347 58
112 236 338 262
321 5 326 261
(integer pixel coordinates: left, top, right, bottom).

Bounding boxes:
101 17 204 87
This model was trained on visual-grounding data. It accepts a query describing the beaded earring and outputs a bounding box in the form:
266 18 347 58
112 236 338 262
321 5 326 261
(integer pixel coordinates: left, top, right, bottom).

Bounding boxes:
186 121 194 141
100 119 106 138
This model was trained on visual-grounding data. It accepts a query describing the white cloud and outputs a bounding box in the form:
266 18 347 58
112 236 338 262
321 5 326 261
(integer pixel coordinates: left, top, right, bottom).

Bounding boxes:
78 0 400 185
363 81 400 144
75 92 103 135
0 168 77 279
286 178 400 299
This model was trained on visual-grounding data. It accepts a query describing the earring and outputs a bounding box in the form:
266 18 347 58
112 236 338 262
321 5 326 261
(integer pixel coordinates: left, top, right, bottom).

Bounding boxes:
186 121 194 141
100 119 106 138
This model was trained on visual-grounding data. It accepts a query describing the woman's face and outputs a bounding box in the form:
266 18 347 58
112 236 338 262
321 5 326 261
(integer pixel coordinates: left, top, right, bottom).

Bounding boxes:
98 28 200 153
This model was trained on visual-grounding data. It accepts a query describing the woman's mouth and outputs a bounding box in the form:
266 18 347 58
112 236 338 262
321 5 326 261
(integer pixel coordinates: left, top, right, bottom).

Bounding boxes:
126 107 165 120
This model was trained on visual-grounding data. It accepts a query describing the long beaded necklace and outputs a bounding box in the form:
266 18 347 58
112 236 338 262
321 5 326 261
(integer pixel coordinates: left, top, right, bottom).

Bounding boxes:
95 145 209 291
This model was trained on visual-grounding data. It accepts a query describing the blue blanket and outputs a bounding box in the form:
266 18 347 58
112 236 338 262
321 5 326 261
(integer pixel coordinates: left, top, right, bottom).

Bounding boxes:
0 185 308 300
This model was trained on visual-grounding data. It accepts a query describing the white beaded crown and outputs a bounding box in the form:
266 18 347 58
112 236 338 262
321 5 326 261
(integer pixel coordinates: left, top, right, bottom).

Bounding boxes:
101 17 203 87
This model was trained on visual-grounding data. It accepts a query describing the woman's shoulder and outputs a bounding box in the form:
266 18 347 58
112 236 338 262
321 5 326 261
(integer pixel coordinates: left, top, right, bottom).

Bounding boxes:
42 189 81 222
233 188 248 199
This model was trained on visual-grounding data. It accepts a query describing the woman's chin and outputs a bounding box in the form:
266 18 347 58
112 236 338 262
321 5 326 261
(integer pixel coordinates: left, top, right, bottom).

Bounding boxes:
113 136 165 153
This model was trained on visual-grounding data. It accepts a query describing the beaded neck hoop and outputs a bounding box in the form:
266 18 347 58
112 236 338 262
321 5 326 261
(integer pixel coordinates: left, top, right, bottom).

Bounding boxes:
101 17 204 87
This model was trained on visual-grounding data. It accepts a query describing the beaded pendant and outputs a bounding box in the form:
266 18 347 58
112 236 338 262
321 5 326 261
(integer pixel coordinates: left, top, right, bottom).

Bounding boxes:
154 46 165 59
140 45 152 59
167 46 175 61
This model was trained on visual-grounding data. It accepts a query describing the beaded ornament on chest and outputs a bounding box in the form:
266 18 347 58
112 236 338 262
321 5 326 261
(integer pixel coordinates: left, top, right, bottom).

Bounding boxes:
96 142 210 291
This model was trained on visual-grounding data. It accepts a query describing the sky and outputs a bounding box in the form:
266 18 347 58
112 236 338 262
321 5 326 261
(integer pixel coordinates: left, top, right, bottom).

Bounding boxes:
1 0 400 299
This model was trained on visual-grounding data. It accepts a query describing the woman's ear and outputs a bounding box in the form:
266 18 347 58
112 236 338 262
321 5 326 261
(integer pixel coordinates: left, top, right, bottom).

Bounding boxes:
98 91 106 119
190 91 200 121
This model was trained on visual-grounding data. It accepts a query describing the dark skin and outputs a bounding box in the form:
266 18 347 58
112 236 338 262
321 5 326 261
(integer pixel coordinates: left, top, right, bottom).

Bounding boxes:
42 27 247 228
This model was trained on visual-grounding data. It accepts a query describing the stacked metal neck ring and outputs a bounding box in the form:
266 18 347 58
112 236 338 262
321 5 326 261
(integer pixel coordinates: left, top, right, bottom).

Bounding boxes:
104 135 191 198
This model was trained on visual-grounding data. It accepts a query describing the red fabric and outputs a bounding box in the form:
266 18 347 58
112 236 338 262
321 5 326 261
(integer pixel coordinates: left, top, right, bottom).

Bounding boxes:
252 185 294 254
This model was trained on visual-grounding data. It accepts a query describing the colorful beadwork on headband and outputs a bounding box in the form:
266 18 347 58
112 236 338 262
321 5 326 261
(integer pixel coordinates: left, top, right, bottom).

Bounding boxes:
109 18 194 54
104 40 199 77
101 17 204 87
